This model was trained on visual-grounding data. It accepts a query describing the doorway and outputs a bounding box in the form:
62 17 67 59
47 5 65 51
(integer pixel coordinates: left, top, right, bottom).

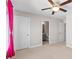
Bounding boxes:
41 21 49 45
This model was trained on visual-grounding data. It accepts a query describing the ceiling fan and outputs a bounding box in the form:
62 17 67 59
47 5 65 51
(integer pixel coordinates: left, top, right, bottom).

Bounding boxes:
41 0 72 15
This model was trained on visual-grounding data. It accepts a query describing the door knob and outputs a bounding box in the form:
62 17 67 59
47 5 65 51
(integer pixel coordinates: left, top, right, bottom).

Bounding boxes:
27 34 29 36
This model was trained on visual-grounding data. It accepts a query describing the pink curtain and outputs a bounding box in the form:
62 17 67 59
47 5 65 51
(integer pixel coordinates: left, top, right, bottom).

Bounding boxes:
6 0 15 59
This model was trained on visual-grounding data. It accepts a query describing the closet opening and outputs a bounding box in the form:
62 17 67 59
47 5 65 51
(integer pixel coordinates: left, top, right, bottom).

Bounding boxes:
41 21 49 45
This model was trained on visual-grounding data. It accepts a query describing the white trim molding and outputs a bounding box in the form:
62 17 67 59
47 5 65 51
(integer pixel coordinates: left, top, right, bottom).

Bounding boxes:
30 44 42 48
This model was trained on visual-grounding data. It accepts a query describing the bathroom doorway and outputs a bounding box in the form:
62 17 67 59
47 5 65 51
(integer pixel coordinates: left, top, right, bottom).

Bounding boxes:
41 21 49 45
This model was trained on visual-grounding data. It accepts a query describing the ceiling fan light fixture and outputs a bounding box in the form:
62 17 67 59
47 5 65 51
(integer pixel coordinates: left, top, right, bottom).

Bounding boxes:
52 6 59 12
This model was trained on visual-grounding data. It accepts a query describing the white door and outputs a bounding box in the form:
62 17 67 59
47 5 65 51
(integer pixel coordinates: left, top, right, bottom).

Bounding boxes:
14 15 30 50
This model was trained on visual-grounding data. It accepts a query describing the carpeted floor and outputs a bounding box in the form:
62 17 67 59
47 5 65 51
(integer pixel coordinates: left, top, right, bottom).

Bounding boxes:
13 42 72 59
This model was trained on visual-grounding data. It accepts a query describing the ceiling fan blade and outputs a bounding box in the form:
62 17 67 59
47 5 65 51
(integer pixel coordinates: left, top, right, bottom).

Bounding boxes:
59 8 67 12
48 0 54 5
41 7 51 10
52 11 55 15
60 0 72 6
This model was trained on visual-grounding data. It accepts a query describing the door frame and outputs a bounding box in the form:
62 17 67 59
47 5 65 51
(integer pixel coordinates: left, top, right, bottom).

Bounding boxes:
26 17 31 48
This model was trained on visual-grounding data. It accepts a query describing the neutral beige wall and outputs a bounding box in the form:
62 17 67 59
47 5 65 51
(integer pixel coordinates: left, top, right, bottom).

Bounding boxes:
14 10 65 48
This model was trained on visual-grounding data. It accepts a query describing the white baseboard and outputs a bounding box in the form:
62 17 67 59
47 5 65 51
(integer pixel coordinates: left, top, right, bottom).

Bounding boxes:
49 40 65 44
66 43 72 48
30 44 42 48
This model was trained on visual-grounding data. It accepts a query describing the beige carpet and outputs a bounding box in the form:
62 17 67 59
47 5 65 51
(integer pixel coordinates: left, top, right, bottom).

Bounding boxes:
13 42 72 59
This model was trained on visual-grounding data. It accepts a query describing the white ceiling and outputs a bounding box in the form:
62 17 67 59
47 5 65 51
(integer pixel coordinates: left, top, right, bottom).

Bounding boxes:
13 0 72 19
